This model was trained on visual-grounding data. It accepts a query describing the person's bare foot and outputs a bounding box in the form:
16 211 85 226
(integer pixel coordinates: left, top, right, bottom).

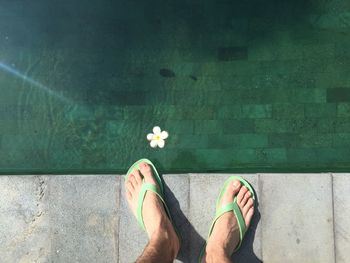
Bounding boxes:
203 180 254 262
126 162 180 254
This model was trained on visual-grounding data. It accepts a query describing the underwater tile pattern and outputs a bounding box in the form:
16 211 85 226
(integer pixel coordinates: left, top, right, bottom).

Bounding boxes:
1 0 350 173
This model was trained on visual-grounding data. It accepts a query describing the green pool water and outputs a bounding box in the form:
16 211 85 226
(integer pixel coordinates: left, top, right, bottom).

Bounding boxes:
1 0 350 174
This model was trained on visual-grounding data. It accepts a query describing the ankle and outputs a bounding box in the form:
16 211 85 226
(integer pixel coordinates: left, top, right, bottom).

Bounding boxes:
205 245 229 263
150 224 180 259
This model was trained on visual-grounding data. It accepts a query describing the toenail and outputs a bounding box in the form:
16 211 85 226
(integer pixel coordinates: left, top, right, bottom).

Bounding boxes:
233 180 240 187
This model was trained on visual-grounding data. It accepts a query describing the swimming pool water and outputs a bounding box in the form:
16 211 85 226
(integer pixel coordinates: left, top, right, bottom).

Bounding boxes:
1 0 350 174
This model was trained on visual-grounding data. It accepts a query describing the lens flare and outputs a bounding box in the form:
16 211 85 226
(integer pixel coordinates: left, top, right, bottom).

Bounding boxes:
0 61 69 103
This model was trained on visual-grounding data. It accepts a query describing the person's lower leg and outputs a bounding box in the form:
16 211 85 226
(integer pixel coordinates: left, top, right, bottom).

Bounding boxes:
136 223 178 263
204 246 232 263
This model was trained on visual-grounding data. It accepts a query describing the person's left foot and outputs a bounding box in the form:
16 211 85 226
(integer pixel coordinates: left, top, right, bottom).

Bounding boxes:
203 180 254 262
126 162 180 253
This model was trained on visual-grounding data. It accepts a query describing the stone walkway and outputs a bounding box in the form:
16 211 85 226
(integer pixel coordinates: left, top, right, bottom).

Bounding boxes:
0 173 349 263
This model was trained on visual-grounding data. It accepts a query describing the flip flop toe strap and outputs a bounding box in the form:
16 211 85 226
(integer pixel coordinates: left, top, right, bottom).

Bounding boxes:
136 182 168 231
211 201 247 252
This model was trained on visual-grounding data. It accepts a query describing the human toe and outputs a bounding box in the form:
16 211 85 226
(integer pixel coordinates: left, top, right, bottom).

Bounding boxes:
132 169 143 185
140 162 157 184
221 180 241 205
236 186 248 203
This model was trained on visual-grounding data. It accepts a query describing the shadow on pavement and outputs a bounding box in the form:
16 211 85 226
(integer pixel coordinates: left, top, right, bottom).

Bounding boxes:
163 177 262 263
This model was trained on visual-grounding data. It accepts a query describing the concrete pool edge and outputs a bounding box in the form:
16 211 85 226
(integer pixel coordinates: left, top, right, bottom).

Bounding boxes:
0 173 348 262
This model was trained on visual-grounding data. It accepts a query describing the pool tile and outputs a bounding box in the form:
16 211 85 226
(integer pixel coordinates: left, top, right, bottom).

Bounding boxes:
217 47 248 61
333 133 350 147
259 173 334 263
208 134 268 148
337 103 350 117
222 119 255 133
327 88 350 102
167 134 209 149
272 103 305 119
268 133 300 147
105 91 147 105
315 147 350 163
241 104 272 119
333 174 350 263
304 103 337 118
302 43 335 59
254 148 287 163
298 133 334 148
294 88 327 103
48 175 119 262
163 120 195 134
217 105 243 119
195 149 255 168
261 88 296 103
335 118 350 132
256 118 336 134
182 106 216 120
194 120 224 134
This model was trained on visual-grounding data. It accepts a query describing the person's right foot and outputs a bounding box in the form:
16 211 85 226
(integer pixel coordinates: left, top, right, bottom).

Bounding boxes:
203 180 254 262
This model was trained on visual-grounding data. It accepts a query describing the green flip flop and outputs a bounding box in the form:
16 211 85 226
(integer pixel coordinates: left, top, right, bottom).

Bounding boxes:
125 158 181 242
198 176 256 263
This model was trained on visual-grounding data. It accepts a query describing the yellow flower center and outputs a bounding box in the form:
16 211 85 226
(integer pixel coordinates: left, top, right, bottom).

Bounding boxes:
154 135 161 140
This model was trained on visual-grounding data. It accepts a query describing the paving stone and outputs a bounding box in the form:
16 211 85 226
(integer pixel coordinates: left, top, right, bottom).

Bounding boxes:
189 174 261 263
118 176 147 263
333 173 350 263
48 175 119 263
259 173 335 263
0 175 50 263
118 174 190 263
163 174 191 262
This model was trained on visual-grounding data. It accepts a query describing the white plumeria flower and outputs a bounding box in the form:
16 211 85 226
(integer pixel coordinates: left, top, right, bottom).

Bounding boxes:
147 126 169 148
